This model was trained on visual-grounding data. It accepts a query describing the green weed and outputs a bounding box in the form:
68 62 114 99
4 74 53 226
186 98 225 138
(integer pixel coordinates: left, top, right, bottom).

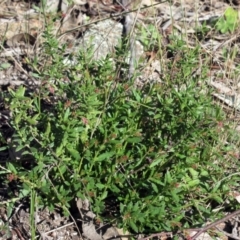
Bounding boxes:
1 16 240 238
216 7 239 34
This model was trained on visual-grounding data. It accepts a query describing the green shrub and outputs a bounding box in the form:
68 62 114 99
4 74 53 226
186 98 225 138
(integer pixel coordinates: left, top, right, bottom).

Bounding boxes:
3 30 239 234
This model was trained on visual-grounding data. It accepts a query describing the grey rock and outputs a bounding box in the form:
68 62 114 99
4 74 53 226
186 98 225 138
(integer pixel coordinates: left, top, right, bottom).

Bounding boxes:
80 19 123 60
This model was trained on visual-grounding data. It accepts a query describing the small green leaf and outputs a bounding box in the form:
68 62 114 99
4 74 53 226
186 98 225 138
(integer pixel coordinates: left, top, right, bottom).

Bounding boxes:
67 147 80 160
95 151 115 162
129 220 138 232
14 114 22 124
126 137 142 143
165 171 172 184
151 182 158 193
0 146 7 151
133 90 141 102
189 168 199 179
30 72 41 78
200 170 209 177
96 183 105 189
211 194 223 203
7 202 14 218
212 182 221 193
45 122 51 138
149 177 165 186
170 190 179 202
133 202 139 211
7 162 17 174
150 157 162 168
27 114 39 125
100 191 108 200
225 7 238 24
64 108 70 122
0 62 11 69
187 179 200 187
56 145 63 157
15 86 26 98
59 165 67 175
19 189 30 198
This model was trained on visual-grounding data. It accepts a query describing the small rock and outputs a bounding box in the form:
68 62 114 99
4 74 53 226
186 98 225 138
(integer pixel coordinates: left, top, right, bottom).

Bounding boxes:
80 19 123 60
190 231 214 240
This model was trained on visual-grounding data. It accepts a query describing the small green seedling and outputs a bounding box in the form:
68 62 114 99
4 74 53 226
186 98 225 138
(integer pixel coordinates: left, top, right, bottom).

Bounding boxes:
138 24 160 51
0 62 11 70
216 7 239 34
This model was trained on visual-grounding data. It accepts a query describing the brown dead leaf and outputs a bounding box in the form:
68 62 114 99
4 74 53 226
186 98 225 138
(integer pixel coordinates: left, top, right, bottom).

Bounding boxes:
60 5 85 35
6 33 36 47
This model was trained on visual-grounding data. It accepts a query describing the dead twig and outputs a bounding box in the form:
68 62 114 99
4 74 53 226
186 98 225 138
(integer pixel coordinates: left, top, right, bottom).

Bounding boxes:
138 210 240 240
216 226 240 240
191 209 240 240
